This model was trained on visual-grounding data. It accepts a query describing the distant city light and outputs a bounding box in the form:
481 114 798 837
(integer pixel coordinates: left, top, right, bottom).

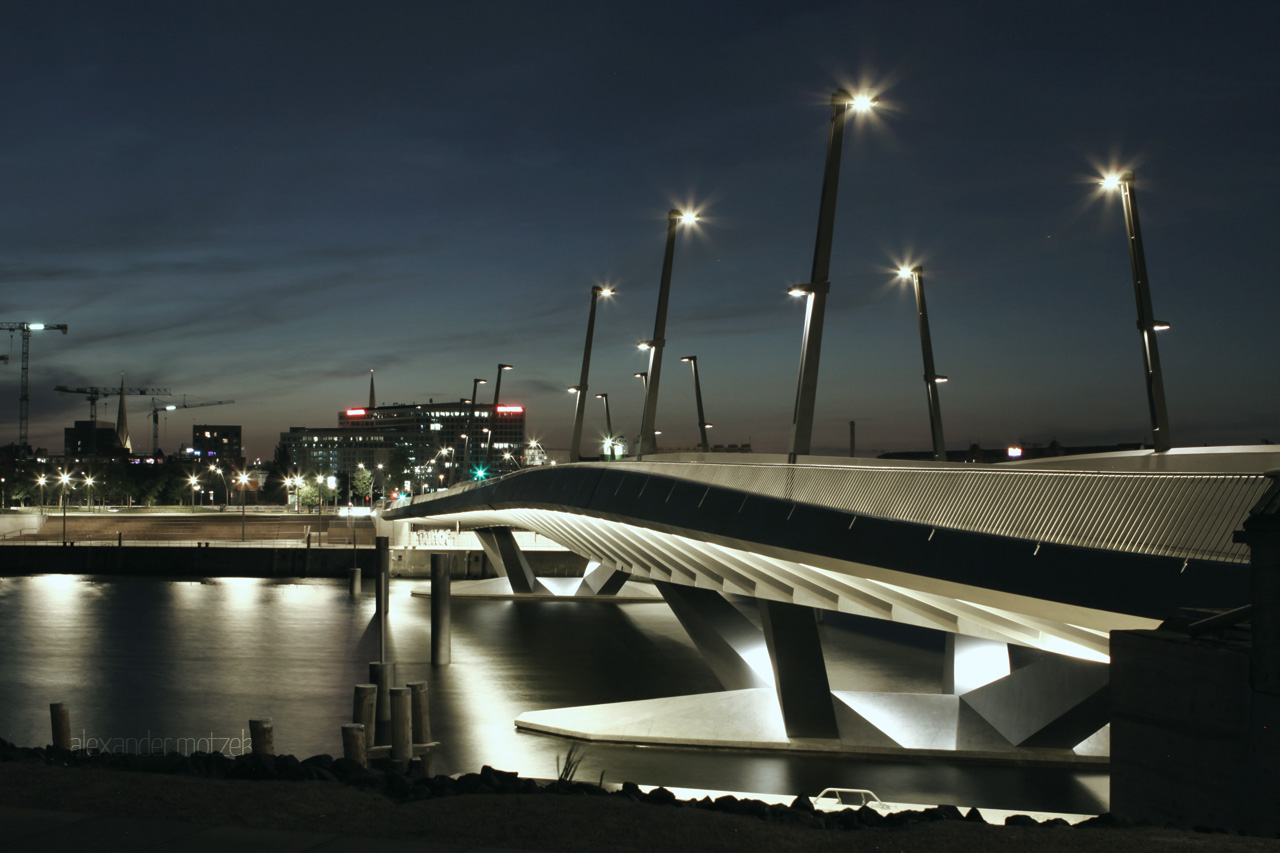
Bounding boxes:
346 408 366 417
1007 446 1023 458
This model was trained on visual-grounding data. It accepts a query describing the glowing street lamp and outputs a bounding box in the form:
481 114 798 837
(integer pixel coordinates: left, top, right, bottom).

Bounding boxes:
595 393 614 459
236 472 250 541
1100 170 1172 452
58 471 73 542
209 464 227 507
570 285 614 463
84 475 95 513
638 210 697 457
485 363 514 469
679 356 712 453
897 266 948 461
37 475 47 515
188 475 199 514
788 89 876 463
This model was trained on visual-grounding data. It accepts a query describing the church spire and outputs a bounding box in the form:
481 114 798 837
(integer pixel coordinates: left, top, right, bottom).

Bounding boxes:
116 373 132 452
369 369 376 409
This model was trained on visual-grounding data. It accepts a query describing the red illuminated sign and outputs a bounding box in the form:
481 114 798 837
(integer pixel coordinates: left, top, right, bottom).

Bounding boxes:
346 408 367 417
496 405 524 413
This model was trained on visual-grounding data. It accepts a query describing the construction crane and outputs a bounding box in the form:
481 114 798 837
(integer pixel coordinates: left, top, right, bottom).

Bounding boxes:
2 322 69 458
54 384 172 422
150 396 235 456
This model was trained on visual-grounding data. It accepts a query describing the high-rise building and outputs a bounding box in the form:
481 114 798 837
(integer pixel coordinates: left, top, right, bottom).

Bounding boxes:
280 399 527 494
188 425 245 469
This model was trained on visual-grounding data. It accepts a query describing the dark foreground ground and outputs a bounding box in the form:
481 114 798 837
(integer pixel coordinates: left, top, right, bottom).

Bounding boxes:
2 744 1279 853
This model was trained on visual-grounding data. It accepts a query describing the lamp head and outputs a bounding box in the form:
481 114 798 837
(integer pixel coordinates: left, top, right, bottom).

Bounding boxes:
499 363 513 370
850 93 877 112
680 356 696 363
1100 171 1133 190
637 341 653 351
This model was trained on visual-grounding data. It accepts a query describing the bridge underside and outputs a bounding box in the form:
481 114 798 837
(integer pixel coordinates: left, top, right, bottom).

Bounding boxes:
380 459 1261 758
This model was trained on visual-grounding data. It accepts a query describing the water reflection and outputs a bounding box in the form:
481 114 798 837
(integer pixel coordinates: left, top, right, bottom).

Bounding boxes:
0 575 1107 813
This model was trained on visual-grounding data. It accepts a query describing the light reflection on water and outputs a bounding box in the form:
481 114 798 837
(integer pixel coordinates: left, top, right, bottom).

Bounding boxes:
0 575 1107 813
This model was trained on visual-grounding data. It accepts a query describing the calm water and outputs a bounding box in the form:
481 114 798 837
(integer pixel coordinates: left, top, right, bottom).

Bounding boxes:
0 574 1107 813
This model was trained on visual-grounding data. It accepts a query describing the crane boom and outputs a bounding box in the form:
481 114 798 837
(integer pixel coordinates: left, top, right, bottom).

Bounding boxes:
150 397 235 456
2 322 69 458
54 385 171 422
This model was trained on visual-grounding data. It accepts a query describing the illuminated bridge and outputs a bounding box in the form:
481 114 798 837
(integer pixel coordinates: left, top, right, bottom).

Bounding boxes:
378 452 1275 757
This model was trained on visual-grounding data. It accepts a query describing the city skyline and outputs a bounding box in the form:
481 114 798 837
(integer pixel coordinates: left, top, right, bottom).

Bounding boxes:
2 2 1277 461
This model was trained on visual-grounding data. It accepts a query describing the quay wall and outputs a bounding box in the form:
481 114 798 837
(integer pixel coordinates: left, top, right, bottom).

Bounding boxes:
0 544 588 579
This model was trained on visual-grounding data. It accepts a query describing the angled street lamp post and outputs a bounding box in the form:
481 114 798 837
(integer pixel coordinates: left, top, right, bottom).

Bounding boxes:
680 356 711 453
464 379 487 475
898 267 948 461
788 90 876 463
638 210 697 458
569 285 613 462
595 393 614 458
1100 170 1172 452
485 364 514 469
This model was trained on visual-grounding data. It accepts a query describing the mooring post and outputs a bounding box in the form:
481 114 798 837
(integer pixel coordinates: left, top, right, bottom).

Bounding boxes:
431 553 452 665
349 566 361 598
407 680 431 745
49 702 70 750
248 717 274 755
375 536 389 615
341 722 367 768
390 686 412 765
368 662 397 746
353 683 377 751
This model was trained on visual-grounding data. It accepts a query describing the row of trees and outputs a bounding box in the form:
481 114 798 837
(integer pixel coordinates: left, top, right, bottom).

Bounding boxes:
2 442 398 509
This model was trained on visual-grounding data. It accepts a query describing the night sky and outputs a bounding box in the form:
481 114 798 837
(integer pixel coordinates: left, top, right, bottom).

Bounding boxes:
3 1 1277 462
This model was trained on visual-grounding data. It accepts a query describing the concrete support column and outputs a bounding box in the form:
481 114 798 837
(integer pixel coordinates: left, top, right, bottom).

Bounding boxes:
431 553 452 665
575 559 629 596
475 527 546 594
1237 473 1280 694
943 634 1011 695
759 599 839 739
654 581 772 690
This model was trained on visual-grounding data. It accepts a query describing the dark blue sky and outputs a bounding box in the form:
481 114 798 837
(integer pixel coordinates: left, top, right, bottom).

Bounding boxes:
2 1 1277 460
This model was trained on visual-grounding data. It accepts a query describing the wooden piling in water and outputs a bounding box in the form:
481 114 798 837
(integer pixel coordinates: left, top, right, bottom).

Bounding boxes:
368 662 397 746
49 702 70 750
390 687 411 764
353 683 377 751
341 723 367 768
349 566 361 598
249 717 274 755
407 680 431 744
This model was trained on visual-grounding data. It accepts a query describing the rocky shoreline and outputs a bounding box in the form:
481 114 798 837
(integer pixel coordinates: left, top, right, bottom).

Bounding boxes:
3 738 1277 851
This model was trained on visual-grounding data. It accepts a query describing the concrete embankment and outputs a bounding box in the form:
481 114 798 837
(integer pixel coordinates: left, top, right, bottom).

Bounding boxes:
0 544 587 579
0 545 377 578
